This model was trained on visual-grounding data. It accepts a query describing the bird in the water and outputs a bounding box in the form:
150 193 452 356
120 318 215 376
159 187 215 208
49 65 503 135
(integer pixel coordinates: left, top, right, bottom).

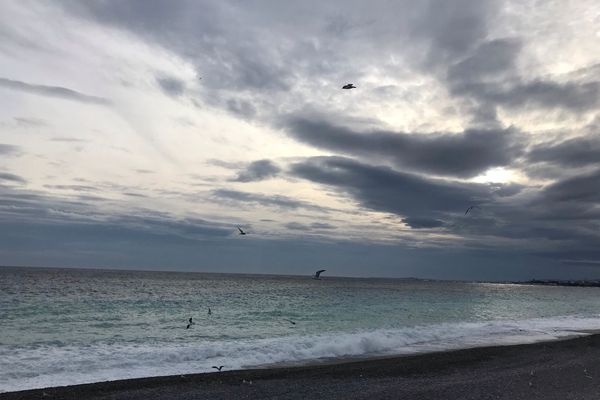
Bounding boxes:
342 83 356 89
464 205 480 215
313 269 326 279
237 226 247 235
212 366 224 371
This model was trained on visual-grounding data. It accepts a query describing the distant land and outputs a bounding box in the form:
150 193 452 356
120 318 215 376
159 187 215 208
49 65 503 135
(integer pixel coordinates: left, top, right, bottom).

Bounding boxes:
512 279 600 288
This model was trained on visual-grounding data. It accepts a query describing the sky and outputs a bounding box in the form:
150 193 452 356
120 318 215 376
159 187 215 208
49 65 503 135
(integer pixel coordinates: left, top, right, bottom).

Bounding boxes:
1 0 600 280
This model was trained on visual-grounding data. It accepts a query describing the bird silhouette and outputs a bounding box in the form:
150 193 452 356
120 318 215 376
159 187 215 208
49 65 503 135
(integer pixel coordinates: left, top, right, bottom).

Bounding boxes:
342 83 356 89
212 366 224 371
464 205 480 215
237 226 247 235
313 269 326 279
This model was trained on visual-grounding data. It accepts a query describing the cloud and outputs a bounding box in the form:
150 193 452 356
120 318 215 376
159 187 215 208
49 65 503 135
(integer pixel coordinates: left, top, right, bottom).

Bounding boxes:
14 117 48 127
232 159 281 182
0 77 110 105
156 75 186 97
212 188 328 212
284 221 337 231
290 156 493 219
528 136 600 168
542 168 600 203
0 144 20 156
445 37 600 120
447 38 522 82
50 137 88 143
285 116 523 178
455 79 600 113
402 217 445 229
0 172 26 184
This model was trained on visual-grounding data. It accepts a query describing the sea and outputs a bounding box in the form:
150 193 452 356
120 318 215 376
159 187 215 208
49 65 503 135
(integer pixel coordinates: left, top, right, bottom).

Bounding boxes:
2 266 600 392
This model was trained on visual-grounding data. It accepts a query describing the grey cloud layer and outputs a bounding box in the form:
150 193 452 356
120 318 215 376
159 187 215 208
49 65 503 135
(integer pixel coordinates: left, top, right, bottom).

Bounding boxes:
290 156 492 216
285 116 523 178
289 156 600 257
529 136 600 168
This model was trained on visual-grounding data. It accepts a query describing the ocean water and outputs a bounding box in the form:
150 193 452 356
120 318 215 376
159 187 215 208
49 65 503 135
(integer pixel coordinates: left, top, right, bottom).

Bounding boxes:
2 267 600 392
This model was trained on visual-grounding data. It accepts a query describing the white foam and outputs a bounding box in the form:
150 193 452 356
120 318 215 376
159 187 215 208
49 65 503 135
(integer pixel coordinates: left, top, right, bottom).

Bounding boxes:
2 315 600 393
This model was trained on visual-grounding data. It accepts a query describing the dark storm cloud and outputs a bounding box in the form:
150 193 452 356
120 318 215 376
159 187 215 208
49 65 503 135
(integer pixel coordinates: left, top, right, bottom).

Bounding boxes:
0 172 26 184
156 75 186 97
232 159 281 182
528 136 600 168
0 77 110 105
290 156 492 218
285 116 523 178
212 189 329 212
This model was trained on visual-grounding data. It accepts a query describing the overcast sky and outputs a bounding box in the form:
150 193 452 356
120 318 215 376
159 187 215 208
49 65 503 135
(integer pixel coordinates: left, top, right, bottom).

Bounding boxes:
1 0 599 280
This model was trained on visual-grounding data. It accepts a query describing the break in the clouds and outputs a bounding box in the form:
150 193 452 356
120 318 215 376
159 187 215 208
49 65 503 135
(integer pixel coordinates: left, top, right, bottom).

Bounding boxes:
1 0 599 279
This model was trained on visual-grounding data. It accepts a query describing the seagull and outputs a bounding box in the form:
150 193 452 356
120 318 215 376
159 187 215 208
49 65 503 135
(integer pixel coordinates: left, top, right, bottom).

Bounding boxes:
237 226 247 235
189 317 194 325
212 366 224 371
465 205 480 215
313 269 326 280
208 307 212 316
186 323 191 329
284 319 296 325
342 83 356 89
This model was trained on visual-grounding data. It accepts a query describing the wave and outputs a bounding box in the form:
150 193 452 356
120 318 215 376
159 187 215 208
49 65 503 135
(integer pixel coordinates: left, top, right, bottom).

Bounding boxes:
2 315 600 392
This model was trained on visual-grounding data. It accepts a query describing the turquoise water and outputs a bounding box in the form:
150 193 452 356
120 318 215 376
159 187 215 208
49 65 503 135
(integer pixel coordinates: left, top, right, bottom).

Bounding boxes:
2 266 600 392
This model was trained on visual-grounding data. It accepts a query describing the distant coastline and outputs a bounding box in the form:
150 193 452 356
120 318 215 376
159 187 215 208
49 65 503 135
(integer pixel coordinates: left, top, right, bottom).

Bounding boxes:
512 279 600 288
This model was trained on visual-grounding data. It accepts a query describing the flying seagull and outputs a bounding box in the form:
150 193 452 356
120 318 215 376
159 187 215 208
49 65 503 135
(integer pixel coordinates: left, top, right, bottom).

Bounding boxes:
284 319 296 325
342 83 356 89
212 366 224 371
208 307 212 316
189 317 194 325
237 226 247 235
186 323 191 329
313 269 326 279
464 205 480 215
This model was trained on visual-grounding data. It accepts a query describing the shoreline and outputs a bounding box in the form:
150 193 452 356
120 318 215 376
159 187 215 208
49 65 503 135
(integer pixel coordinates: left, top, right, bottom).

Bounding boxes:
4 333 600 399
